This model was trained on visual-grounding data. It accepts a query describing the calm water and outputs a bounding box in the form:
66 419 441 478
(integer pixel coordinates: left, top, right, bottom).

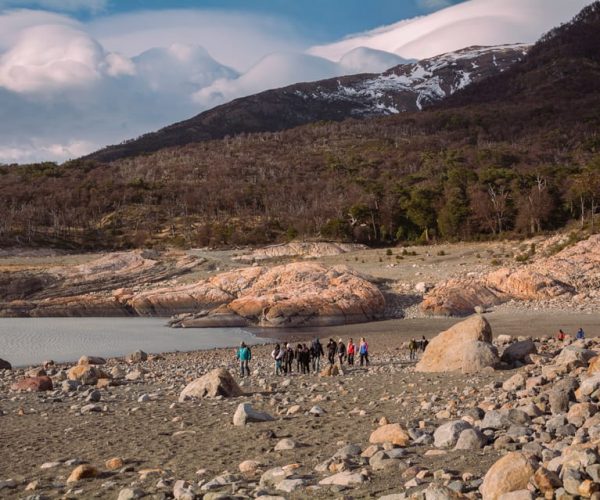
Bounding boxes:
0 318 268 367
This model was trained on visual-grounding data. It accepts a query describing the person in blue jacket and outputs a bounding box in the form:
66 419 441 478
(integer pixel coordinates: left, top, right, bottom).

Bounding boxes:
236 342 252 377
576 328 585 340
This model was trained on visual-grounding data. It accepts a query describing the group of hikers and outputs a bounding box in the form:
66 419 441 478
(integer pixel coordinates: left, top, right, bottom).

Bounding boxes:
269 337 370 376
557 327 586 341
408 336 429 360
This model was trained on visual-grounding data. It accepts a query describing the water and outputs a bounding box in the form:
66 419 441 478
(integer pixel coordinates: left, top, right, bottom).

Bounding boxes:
0 317 267 367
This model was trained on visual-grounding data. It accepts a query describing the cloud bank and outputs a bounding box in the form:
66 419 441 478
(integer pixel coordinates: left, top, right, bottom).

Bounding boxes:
0 0 594 163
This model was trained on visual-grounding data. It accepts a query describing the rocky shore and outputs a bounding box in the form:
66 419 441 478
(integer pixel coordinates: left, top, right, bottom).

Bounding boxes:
2 315 600 499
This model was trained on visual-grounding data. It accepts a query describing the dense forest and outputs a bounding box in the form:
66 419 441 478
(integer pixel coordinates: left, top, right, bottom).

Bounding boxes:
0 3 599 250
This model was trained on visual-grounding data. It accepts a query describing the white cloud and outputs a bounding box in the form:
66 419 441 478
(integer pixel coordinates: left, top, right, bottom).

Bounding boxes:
0 0 595 163
310 0 594 61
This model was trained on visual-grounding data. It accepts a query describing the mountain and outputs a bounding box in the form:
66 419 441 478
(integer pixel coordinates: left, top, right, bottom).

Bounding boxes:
86 44 527 163
2 3 600 250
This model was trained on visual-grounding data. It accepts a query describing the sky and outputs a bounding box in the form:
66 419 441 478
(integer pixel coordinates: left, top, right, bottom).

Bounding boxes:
0 0 593 164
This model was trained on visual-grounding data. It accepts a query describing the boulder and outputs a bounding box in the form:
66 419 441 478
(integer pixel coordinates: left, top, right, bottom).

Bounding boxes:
179 368 244 401
0 358 12 370
502 374 525 392
369 424 410 446
501 340 537 364
454 428 485 450
480 452 536 500
319 470 366 486
461 341 500 374
126 350 148 364
78 355 106 365
233 403 275 426
588 356 600 374
416 316 496 373
66 464 98 483
68 365 109 385
434 420 472 449
10 376 53 392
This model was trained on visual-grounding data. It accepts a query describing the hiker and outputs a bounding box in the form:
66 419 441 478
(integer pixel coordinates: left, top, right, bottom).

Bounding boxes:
300 344 311 374
557 329 566 341
337 338 346 365
236 341 251 377
577 327 585 340
295 343 303 372
347 338 356 366
359 337 369 366
311 338 324 372
284 343 295 374
421 336 428 351
326 338 337 366
408 338 418 361
271 343 284 376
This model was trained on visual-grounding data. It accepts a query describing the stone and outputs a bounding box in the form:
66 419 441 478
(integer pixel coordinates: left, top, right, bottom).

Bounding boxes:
461 342 501 374
233 403 275 426
416 316 497 373
588 356 600 374
549 388 571 414
173 480 195 500
66 464 98 483
67 365 109 385
434 420 472 449
425 484 467 499
580 374 600 397
501 340 537 364
117 488 145 500
533 467 562 494
126 350 148 364
10 376 53 392
274 438 297 451
239 460 262 474
179 368 244 401
332 444 362 459
78 355 106 365
567 403 597 427
454 428 485 450
480 452 536 500
319 470 366 486
260 467 293 487
0 358 12 370
369 423 411 446
497 490 532 500
276 478 306 492
309 405 326 416
502 373 525 392
105 457 124 470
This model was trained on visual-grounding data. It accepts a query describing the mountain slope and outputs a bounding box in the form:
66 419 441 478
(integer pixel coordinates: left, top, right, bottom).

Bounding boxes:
86 44 527 163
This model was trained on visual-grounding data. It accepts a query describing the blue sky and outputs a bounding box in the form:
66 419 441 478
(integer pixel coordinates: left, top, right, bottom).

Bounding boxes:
7 0 467 42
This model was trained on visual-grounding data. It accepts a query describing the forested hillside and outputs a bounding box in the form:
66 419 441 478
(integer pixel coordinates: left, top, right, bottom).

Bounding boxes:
0 3 599 250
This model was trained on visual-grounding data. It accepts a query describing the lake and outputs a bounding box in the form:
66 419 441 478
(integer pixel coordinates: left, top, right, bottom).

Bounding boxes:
0 317 268 367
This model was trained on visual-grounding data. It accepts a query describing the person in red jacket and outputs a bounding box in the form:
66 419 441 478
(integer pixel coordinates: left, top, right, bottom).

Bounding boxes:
347 338 356 365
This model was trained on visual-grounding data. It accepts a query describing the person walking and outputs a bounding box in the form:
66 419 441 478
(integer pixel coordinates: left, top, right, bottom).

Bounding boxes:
284 343 295 374
408 338 417 361
359 337 369 366
347 338 355 366
326 338 337 366
421 336 428 352
236 341 252 377
337 338 346 365
311 338 324 372
300 344 311 374
295 343 303 373
271 343 284 376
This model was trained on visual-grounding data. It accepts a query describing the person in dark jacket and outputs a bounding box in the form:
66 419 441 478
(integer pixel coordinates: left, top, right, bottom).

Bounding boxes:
284 343 294 374
295 343 303 372
311 338 324 372
326 338 337 366
337 338 346 365
300 344 311 374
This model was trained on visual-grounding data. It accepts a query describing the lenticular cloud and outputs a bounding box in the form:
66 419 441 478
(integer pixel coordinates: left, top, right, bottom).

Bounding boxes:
310 0 593 61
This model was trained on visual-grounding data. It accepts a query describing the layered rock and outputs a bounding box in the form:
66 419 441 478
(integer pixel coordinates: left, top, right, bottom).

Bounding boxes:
232 242 366 262
421 235 600 316
166 263 385 328
415 315 499 373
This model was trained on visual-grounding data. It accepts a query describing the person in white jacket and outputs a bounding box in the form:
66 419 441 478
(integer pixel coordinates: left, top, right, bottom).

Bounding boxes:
271 343 284 376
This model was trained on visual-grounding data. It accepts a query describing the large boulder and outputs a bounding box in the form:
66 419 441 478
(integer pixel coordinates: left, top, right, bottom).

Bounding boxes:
11 376 53 392
233 403 275 426
416 316 497 373
501 340 537 364
179 368 243 401
434 420 472 449
0 358 11 370
480 452 537 500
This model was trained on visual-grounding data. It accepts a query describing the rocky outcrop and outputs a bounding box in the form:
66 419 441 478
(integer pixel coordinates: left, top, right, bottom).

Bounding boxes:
179 368 244 401
422 235 600 316
233 242 366 262
416 316 499 373
167 263 385 328
0 358 11 370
